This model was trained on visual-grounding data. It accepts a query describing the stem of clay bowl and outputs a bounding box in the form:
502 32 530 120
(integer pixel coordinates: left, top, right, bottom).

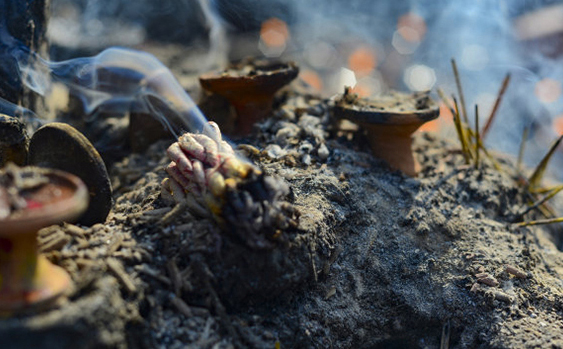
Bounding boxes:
0 168 88 314
364 122 423 177
231 95 274 136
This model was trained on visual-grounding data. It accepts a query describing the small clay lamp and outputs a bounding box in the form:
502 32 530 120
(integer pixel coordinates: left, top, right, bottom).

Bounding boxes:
0 165 88 314
333 88 440 176
199 59 299 135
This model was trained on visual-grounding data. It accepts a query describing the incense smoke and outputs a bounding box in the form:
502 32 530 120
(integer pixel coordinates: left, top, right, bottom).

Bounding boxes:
4 0 563 170
15 46 214 139
0 1 220 142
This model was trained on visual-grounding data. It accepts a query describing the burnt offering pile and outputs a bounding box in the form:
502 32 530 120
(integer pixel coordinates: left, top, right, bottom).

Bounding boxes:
3 3 563 349
162 121 299 249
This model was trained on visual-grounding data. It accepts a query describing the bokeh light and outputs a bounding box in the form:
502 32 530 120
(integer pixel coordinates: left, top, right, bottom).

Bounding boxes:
338 67 357 90
553 114 563 135
304 41 338 69
397 12 427 42
535 78 562 104
259 17 290 57
392 12 426 55
299 69 323 91
348 46 377 78
351 76 383 97
418 103 454 134
403 64 436 91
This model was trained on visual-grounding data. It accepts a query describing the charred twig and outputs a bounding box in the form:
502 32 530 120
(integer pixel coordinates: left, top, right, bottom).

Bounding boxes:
528 135 563 190
451 59 469 124
135 265 172 286
159 202 189 226
167 257 182 296
106 258 137 294
440 320 451 349
169 293 193 317
475 272 499 287
481 74 511 140
505 265 528 279
192 255 240 344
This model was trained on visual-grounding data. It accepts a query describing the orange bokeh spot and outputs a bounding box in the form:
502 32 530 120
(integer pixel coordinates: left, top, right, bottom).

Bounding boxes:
348 46 377 78
397 12 427 42
535 78 562 104
553 114 563 135
299 70 323 91
260 18 290 48
351 81 372 97
417 102 454 133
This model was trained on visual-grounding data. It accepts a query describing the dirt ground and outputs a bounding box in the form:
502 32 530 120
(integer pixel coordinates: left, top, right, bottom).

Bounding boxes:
2 49 563 349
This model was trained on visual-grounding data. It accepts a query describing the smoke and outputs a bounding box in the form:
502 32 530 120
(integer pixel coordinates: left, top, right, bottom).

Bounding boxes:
4 0 563 170
1 17 219 142
263 0 563 162
197 0 229 70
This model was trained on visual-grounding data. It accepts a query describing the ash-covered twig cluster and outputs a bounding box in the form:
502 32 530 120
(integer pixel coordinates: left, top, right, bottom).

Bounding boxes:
161 121 299 249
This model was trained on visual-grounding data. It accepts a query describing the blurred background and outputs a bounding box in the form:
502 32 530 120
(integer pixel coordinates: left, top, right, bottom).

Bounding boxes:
47 0 563 176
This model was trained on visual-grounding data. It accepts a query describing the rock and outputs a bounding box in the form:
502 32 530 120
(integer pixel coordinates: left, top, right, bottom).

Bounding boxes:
28 123 113 225
317 143 329 161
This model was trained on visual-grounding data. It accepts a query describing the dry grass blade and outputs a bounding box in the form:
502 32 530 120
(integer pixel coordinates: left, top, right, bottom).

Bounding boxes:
515 216 563 227
437 88 456 115
518 184 563 218
524 190 556 218
478 142 502 171
532 184 563 194
528 135 563 190
481 74 511 140
474 105 480 168
438 89 469 164
464 117 502 171
451 59 469 124
517 126 529 174
451 97 471 164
